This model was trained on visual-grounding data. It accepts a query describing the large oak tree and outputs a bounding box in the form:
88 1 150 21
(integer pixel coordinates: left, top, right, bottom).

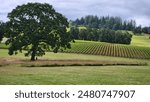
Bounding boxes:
5 3 71 61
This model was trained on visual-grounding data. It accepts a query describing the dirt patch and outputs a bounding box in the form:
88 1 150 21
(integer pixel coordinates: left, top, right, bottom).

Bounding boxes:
145 34 150 37
0 57 147 67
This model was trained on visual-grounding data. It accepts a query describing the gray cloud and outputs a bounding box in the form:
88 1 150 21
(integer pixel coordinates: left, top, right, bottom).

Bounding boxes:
0 0 150 26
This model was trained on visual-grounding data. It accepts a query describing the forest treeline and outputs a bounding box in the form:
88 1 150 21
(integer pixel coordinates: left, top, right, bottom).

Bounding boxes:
71 15 150 34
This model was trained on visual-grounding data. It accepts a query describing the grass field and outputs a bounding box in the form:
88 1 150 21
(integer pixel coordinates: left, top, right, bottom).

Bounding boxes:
0 35 150 85
0 66 150 85
0 49 150 85
131 35 150 47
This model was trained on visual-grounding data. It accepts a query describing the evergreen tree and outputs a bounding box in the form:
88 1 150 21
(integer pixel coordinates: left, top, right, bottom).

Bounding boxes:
72 15 138 32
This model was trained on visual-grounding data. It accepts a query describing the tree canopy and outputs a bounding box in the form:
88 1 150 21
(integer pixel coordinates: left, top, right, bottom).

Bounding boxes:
69 27 132 44
0 21 4 42
5 3 72 61
71 15 138 33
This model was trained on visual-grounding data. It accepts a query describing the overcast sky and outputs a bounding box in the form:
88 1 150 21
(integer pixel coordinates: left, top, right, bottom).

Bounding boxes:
0 0 150 27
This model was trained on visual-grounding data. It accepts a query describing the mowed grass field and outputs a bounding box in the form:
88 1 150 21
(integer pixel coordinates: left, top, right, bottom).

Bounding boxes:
1 65 150 85
0 50 150 85
0 35 150 85
131 35 150 47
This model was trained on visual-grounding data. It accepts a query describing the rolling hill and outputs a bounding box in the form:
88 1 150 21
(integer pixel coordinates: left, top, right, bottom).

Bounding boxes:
0 35 150 59
63 35 150 59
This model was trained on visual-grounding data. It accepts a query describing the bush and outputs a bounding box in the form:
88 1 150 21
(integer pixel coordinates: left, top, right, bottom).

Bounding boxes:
100 29 132 44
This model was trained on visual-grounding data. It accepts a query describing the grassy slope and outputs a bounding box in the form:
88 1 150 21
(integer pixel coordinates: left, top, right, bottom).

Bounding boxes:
0 49 149 65
1 35 150 49
0 35 150 85
131 36 150 47
0 49 150 85
63 35 150 59
0 43 8 49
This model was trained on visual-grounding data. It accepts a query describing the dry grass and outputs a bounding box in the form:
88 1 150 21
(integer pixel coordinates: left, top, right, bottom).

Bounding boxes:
0 57 147 67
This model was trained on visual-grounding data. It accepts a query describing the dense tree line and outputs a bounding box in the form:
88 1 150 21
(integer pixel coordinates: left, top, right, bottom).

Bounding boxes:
100 29 132 44
69 27 132 44
71 15 138 32
142 26 150 34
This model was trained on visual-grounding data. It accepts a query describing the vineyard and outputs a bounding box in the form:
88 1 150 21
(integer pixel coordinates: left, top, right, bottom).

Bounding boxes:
0 36 150 59
63 41 150 59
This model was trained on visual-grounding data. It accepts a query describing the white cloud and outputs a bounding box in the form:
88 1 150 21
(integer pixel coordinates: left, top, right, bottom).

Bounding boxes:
130 16 150 27
0 0 150 26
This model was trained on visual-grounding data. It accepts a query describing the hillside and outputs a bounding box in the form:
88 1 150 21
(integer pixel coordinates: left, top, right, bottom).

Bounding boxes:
63 35 150 59
0 35 150 85
131 35 150 47
0 35 150 59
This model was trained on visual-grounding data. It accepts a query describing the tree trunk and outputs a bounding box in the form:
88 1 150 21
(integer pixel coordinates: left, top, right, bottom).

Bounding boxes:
31 45 37 61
